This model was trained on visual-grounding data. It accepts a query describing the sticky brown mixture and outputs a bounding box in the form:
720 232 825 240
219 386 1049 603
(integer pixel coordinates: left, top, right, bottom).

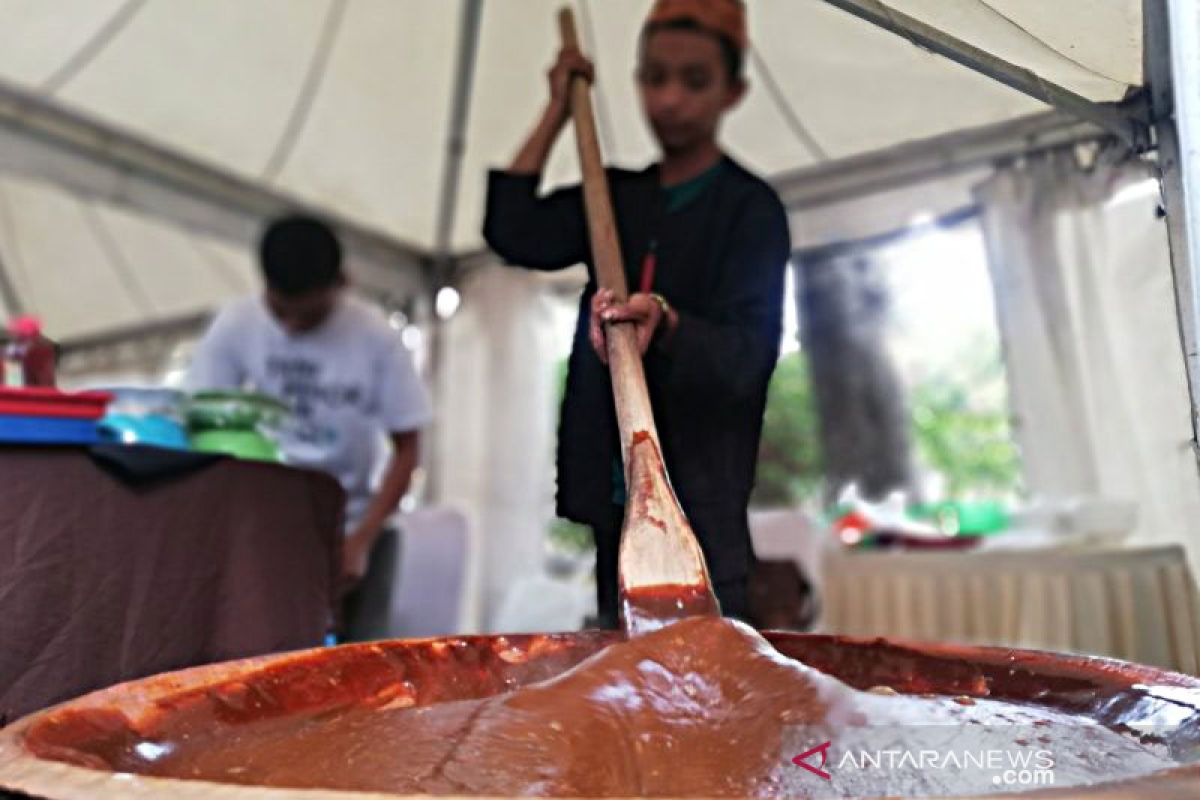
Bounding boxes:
122 618 846 794
25 617 1184 796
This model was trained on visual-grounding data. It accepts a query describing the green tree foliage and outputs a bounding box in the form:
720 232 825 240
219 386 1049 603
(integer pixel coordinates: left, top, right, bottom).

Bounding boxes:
750 345 1021 507
908 341 1022 498
751 352 824 507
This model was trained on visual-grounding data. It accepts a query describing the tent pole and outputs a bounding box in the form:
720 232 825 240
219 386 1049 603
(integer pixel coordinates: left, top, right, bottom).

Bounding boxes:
771 110 1105 211
431 0 483 269
426 0 483 505
55 310 211 379
818 0 1149 149
0 79 426 300
1145 0 1200 452
57 311 211 357
0 247 24 317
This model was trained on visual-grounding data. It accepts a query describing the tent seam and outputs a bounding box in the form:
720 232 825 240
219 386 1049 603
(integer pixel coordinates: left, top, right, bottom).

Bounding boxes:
974 0 1132 88
0 182 33 313
748 46 828 162
79 201 158 318
40 0 149 95
184 232 253 295
262 0 349 181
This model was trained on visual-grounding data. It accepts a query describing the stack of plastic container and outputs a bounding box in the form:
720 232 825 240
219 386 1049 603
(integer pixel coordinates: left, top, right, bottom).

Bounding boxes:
1 316 111 444
0 387 112 444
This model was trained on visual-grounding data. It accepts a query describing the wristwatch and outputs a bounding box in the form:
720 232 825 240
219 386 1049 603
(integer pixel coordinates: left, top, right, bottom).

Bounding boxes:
648 292 678 345
649 292 671 317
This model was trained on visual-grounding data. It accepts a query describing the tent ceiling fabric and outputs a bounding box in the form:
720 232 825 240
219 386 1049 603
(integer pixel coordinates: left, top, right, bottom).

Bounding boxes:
0 173 257 340
0 0 1143 248
888 0 1142 98
0 0 1143 339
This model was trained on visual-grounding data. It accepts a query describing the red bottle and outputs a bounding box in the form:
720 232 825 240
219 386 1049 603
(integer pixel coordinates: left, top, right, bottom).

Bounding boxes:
4 316 56 388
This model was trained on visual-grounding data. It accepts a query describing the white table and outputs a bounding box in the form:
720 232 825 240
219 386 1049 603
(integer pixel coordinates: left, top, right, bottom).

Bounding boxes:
821 543 1200 674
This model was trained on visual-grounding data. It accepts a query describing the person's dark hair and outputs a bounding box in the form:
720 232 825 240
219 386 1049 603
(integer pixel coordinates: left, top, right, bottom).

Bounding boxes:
259 215 343 296
641 17 744 83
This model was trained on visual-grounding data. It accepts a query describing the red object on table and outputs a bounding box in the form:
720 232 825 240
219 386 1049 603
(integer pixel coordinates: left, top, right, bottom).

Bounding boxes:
21 337 56 387
5 317 57 388
831 509 871 545
0 388 111 419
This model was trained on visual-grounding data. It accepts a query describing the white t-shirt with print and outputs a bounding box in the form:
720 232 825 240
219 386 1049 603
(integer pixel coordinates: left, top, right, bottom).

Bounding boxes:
187 294 432 531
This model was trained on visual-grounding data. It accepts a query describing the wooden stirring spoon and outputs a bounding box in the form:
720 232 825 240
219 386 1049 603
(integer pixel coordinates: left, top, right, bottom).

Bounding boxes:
558 8 719 635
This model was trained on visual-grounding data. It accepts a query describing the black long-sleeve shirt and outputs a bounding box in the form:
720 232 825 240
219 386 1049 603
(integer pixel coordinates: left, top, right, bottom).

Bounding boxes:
483 156 790 582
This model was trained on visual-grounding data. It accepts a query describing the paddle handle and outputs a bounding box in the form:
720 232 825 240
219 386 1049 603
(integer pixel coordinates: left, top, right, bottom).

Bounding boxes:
558 8 658 452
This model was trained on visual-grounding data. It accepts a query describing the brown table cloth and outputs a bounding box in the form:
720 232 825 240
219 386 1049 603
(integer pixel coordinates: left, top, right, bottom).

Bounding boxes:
0 445 344 723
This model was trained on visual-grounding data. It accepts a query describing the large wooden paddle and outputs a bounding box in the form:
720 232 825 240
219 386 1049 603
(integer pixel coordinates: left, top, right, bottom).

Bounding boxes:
558 8 719 635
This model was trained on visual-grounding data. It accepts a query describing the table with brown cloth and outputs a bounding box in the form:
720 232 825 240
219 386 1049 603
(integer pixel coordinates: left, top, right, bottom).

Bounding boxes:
0 445 344 723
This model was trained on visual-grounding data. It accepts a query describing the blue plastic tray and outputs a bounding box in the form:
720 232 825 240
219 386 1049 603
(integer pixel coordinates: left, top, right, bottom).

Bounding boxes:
0 415 101 445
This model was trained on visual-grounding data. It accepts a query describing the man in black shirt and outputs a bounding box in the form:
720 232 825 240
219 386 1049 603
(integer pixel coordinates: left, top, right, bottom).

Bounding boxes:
483 0 790 628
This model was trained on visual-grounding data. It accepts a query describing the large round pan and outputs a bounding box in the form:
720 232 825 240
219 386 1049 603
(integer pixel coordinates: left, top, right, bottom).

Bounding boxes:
1 631 1198 798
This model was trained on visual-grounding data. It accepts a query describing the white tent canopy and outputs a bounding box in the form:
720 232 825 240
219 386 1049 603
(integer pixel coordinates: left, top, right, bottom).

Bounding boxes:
0 0 1147 343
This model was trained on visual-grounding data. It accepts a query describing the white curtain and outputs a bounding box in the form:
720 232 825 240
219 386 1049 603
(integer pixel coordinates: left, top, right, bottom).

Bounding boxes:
433 262 563 632
975 151 1200 570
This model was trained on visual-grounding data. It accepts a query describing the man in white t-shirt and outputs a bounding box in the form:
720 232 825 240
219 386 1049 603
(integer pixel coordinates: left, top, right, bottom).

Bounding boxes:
188 215 432 640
